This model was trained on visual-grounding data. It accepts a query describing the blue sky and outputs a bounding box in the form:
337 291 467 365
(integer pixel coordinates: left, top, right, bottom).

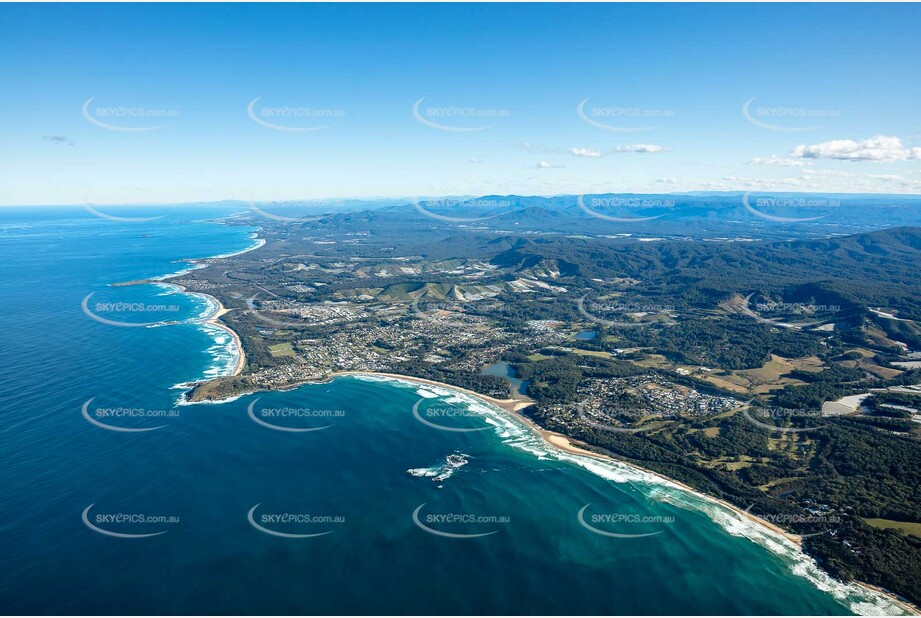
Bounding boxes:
1 3 920 205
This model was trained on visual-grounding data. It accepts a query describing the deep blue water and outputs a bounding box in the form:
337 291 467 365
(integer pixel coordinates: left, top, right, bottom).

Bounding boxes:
0 206 906 615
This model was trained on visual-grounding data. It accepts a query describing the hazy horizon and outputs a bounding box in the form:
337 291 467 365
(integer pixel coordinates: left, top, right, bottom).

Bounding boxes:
5 189 921 209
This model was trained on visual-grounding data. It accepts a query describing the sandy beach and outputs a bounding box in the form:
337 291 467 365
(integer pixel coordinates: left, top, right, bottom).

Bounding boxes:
157 233 264 378
112 231 264 380
335 370 535 413
336 370 802 543
164 234 917 615
332 370 919 615
204 298 245 376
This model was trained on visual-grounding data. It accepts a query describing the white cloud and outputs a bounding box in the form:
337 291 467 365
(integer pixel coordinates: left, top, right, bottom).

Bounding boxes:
527 144 672 157
748 155 808 167
535 160 564 169
655 178 677 184
520 143 564 154
615 144 671 154
570 147 603 158
791 135 921 162
468 157 483 164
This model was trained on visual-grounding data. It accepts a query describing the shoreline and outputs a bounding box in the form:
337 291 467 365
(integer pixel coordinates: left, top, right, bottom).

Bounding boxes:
334 371 802 544
332 370 920 616
170 232 918 615
202 297 245 376
181 362 919 614
180 232 266 378
116 228 263 379
145 283 246 378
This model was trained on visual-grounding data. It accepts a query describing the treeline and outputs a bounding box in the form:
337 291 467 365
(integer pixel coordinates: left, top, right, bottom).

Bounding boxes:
488 227 921 315
509 357 582 403
612 316 822 370
797 422 921 601
523 399 921 604
773 366 921 411
387 360 511 399
774 363 868 410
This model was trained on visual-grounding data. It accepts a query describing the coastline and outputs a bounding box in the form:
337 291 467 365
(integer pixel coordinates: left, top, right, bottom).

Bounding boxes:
331 370 920 616
334 371 802 543
180 232 266 378
117 228 263 379
181 352 919 613
202 298 245 376
169 231 919 616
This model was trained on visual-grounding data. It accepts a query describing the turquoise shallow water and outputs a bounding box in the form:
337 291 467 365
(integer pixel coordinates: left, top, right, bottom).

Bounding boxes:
0 206 906 615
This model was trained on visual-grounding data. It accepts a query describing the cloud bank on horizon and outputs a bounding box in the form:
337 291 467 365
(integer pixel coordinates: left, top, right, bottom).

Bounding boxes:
0 3 919 205
791 135 921 163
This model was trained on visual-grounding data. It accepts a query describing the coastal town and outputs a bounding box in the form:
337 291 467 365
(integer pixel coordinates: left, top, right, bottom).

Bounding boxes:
11 2 921 615
158 212 921 612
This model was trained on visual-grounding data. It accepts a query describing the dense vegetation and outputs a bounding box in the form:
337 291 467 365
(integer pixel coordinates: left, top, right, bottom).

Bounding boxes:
191 214 921 606
616 316 822 370
389 359 512 399
523 403 921 605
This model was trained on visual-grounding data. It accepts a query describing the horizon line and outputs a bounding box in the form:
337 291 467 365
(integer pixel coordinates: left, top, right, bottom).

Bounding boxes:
4 189 921 209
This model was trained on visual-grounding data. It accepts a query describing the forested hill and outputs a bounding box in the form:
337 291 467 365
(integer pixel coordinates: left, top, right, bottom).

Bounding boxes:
488 227 921 314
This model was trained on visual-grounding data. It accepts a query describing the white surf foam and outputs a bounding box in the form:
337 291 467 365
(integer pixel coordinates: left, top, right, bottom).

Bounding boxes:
350 373 912 615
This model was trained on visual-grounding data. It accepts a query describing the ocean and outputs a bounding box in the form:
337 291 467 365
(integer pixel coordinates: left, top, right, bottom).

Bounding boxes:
0 205 907 615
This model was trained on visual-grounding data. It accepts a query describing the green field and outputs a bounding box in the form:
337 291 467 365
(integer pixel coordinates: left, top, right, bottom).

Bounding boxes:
570 349 614 358
863 518 921 537
268 342 296 358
